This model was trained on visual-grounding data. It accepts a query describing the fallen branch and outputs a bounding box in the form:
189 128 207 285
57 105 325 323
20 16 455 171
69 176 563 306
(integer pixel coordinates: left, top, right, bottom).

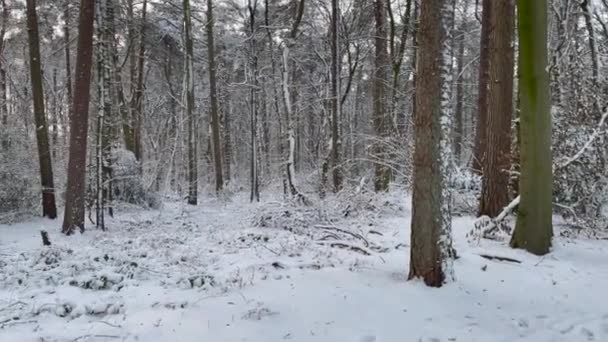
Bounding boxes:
314 225 369 247
479 254 522 264
72 335 120 342
471 196 520 241
318 241 371 256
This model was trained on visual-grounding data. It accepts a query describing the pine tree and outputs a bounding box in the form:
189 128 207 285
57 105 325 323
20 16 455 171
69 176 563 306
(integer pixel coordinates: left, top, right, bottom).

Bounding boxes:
206 0 224 194
409 0 455 287
26 0 57 219
472 0 491 173
479 0 515 217
62 0 96 235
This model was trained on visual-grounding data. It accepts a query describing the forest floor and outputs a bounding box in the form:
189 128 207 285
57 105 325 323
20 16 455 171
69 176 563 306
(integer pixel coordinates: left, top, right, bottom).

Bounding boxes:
0 190 607 342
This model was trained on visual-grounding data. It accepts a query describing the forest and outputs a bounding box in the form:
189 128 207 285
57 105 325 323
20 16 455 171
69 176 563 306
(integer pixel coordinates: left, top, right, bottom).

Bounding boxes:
0 0 607 341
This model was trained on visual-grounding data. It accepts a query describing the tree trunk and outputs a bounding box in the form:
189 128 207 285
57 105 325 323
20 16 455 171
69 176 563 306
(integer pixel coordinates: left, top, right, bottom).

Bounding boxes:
479 0 514 218
64 0 73 131
26 0 58 219
510 0 553 255
183 0 197 205
472 0 491 173
248 0 260 202
206 0 224 194
62 0 96 235
373 0 391 192
131 0 147 163
409 0 454 288
0 0 8 129
580 0 598 84
453 24 465 164
330 0 343 192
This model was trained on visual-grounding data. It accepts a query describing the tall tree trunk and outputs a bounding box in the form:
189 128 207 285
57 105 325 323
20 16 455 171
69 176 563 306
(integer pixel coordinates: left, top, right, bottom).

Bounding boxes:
409 0 454 287
510 0 553 255
453 23 465 164
131 0 147 163
580 0 598 84
389 0 412 136
62 0 95 235
330 0 342 192
0 0 8 129
479 0 514 218
472 0 491 173
206 0 224 194
64 0 73 131
183 0 197 205
248 0 260 202
26 0 57 219
373 0 391 192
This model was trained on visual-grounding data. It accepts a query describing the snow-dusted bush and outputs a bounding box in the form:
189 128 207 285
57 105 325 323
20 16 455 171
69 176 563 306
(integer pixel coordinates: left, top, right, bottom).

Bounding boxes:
112 148 161 209
0 133 39 219
553 104 608 229
450 167 481 216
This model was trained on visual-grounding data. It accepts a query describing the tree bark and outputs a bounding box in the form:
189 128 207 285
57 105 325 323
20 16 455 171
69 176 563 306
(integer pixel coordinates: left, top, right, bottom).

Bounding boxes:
479 0 514 218
62 0 96 235
373 0 391 192
183 0 197 205
409 0 454 287
472 0 491 173
26 0 58 219
248 0 260 202
453 23 465 164
0 0 8 128
131 0 147 163
206 0 224 194
510 0 553 255
330 0 343 192
64 0 73 132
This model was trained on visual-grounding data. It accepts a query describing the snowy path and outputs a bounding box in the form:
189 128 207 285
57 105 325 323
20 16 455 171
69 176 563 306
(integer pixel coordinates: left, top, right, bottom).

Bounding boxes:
1 194 607 341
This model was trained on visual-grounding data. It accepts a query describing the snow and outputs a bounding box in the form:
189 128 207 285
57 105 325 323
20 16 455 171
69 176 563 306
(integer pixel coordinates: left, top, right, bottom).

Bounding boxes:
1 192 608 342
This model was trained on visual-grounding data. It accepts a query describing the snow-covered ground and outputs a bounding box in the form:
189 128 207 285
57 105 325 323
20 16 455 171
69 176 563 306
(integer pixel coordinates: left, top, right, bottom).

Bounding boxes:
1 192 607 342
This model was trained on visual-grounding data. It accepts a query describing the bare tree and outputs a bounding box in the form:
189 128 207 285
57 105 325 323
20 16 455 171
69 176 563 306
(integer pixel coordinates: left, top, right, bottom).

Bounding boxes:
62 0 96 235
131 0 147 163
330 0 343 192
206 0 224 194
183 0 197 205
26 0 57 219
373 0 391 192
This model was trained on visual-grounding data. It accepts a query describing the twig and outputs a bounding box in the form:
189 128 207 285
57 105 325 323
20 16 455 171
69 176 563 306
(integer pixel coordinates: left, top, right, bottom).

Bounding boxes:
253 239 280 256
